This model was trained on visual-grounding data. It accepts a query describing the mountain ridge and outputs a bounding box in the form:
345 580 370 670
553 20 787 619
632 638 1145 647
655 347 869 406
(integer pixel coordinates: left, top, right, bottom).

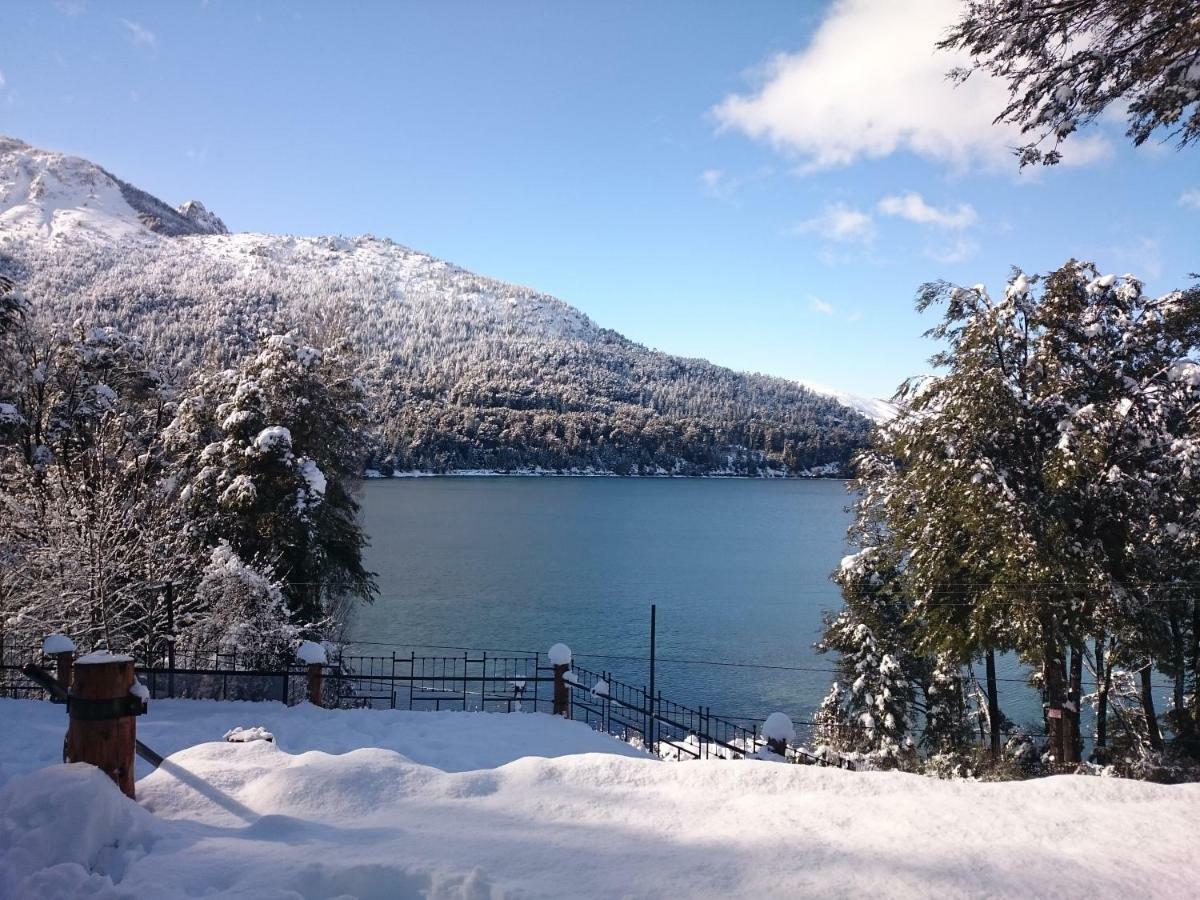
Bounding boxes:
0 135 878 475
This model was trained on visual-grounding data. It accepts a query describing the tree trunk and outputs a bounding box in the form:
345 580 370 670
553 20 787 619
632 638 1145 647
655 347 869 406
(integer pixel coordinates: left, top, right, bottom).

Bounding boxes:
985 650 1001 760
1095 636 1109 750
1067 642 1083 763
1167 607 1195 746
1042 627 1067 763
1140 664 1164 752
1192 597 1200 717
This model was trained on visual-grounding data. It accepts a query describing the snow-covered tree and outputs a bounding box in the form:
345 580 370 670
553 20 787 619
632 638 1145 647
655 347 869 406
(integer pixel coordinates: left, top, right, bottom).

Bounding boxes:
858 261 1200 765
176 542 298 669
0 317 188 653
942 0 1200 166
923 654 972 756
820 548 919 768
165 331 375 633
811 681 854 755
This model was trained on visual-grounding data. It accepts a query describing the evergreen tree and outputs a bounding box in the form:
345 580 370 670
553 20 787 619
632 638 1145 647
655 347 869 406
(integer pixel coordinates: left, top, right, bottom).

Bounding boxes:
178 542 298 669
811 681 854 755
923 654 972 756
943 0 1200 166
846 262 1200 766
166 331 376 633
820 548 919 768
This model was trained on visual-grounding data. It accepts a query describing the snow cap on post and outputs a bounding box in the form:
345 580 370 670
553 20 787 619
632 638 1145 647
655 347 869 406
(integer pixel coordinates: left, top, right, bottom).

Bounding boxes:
42 633 76 655
547 643 572 666
762 712 795 744
75 650 133 665
296 640 327 666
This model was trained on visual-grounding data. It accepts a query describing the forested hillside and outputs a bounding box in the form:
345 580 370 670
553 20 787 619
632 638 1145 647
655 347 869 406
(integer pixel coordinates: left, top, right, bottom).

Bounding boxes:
0 136 873 476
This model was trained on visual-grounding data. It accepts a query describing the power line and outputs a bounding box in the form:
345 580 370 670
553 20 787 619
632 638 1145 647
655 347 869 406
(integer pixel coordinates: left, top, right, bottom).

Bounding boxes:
342 640 1177 689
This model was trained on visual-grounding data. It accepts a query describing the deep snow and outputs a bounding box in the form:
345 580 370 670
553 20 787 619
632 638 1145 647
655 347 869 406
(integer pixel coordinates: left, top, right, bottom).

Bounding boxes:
1 698 1198 899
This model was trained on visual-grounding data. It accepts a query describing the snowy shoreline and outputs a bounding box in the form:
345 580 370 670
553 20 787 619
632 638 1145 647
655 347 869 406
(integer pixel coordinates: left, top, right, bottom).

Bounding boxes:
365 467 850 480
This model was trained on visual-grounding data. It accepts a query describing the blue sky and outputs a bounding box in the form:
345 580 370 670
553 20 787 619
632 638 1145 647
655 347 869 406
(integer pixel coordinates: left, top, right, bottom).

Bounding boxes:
1 0 1196 398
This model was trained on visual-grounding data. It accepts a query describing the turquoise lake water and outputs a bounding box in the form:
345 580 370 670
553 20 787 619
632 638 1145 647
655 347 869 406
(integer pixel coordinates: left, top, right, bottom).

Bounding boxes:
353 477 1043 735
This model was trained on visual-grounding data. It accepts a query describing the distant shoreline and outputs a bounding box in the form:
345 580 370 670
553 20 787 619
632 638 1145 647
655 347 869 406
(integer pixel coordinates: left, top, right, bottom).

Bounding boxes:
362 469 850 481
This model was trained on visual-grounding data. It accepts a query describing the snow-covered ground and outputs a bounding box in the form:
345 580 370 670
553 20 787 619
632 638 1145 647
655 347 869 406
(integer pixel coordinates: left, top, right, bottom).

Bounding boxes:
2 699 1197 899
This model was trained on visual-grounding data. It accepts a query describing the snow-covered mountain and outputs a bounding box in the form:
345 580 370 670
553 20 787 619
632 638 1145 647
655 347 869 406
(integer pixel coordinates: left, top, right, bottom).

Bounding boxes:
0 136 874 475
0 137 227 240
802 383 896 423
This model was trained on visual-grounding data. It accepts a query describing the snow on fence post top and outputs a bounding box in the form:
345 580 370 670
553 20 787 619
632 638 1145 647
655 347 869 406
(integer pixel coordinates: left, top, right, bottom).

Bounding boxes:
549 644 572 717
76 650 134 665
763 712 795 753
42 633 76 655
296 641 327 666
547 643 572 666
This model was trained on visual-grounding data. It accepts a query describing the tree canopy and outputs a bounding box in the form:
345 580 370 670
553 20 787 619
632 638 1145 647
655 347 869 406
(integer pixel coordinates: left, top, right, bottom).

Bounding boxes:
942 0 1200 165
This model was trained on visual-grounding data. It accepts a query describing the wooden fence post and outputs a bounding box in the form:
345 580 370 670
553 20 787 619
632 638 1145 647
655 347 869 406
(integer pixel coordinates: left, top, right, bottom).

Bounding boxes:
55 652 74 693
297 641 327 708
65 651 142 799
548 643 572 717
307 664 324 707
762 712 795 758
42 633 76 697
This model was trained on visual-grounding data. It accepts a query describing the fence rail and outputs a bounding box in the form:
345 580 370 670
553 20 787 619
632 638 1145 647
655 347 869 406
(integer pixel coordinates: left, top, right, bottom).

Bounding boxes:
0 643 851 768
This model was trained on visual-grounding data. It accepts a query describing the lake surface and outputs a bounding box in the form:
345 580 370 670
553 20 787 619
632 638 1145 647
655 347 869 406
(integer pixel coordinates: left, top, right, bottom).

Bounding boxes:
353 477 1041 733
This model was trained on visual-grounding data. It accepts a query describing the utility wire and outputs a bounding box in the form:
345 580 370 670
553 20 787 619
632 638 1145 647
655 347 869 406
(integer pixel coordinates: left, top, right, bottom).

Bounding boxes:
343 640 1177 689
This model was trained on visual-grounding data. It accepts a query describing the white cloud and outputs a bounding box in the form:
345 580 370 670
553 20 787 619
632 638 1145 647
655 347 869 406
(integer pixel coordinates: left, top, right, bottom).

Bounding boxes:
1180 189 1200 211
878 192 976 229
794 203 874 243
0 70 6 90
121 19 157 50
54 0 87 15
711 0 1110 173
809 296 835 316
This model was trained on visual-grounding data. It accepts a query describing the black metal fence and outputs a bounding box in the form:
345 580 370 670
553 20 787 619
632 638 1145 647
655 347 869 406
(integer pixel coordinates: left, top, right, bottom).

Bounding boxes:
0 644 850 767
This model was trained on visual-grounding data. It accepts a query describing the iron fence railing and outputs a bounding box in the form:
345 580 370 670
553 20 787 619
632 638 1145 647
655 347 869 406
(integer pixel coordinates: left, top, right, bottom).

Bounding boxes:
0 645 851 767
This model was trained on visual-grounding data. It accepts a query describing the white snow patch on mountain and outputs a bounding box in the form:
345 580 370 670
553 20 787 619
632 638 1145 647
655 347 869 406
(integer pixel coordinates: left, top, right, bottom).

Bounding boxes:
0 137 149 242
804 381 897 422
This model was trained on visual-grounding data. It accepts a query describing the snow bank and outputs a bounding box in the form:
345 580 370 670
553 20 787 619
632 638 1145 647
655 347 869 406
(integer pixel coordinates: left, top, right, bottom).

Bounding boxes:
0 764 158 898
1 698 1197 898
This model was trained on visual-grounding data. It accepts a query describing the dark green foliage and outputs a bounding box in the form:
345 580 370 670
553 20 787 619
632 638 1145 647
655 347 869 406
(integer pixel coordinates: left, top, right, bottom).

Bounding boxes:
166 332 376 629
822 261 1200 770
943 0 1200 166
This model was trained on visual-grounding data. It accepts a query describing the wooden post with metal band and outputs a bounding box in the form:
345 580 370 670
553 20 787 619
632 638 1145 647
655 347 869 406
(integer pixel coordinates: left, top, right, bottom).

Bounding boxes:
64 650 148 799
42 633 77 697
